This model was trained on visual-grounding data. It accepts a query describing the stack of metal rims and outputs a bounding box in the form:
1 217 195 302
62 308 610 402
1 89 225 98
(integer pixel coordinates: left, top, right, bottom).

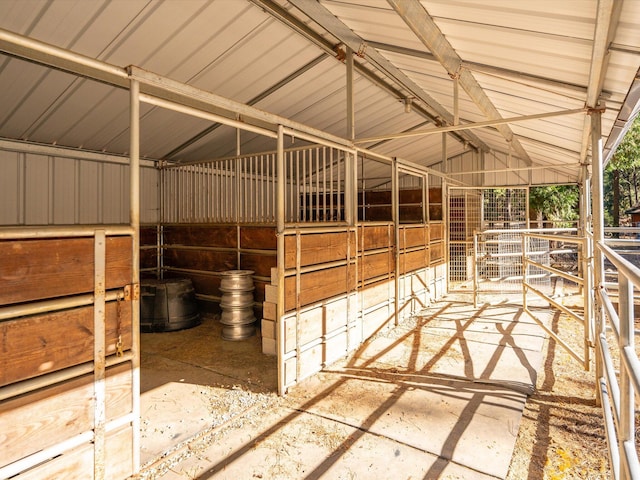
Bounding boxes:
219 270 256 340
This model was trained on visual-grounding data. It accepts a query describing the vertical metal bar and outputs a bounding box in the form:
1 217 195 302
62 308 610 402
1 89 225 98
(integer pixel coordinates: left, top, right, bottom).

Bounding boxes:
261 155 265 222
129 79 141 473
453 75 459 126
338 152 342 221
591 108 605 407
619 273 634 480
330 148 334 220
276 125 286 396
392 159 400 326
315 147 320 221
346 47 355 141
93 229 106 480
322 147 327 221
473 231 479 308
302 150 306 222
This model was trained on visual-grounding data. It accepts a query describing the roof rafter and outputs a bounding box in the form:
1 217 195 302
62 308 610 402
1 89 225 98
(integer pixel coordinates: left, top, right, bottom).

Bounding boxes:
387 0 531 165
284 0 489 152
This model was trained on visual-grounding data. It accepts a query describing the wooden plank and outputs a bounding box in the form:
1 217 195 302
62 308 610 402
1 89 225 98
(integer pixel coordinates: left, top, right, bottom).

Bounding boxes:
261 319 275 339
399 225 426 249
0 302 132 387
400 249 428 274
363 304 392 339
399 205 423 222
324 297 350 333
429 204 443 221
283 316 297 353
324 331 348 365
399 189 422 203
265 284 278 304
263 301 277 320
0 364 132 467
254 280 267 304
0 236 132 306
359 224 392 251
298 306 323 347
15 424 133 480
262 337 276 356
430 222 444 242
360 206 392 221
298 343 323 380
163 248 236 272
163 225 237 248
283 266 353 310
429 187 443 204
361 251 393 281
430 242 444 264
240 226 277 250
284 232 349 269
240 252 276 277
361 279 393 310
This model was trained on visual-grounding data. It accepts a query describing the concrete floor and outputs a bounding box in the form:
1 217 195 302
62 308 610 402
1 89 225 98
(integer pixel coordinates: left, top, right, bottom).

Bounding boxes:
137 295 550 480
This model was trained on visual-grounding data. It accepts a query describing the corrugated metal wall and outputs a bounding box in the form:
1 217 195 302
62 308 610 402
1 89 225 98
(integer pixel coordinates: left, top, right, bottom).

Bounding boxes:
0 147 158 225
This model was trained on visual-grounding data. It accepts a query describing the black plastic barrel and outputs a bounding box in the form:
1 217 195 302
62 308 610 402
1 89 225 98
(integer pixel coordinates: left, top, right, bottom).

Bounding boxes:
140 278 200 332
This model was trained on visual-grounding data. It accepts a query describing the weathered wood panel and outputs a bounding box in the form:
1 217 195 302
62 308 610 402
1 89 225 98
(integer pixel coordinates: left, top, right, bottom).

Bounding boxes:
163 248 236 272
284 232 350 269
163 271 220 297
163 225 237 248
139 226 157 246
15 425 133 480
400 249 428 274
283 265 354 310
399 225 426 248
240 252 276 277
430 242 445 264
0 363 132 467
359 224 392 251
361 279 393 310
140 248 158 269
360 251 393 281
240 226 277 250
430 223 444 242
362 304 392 339
429 187 442 204
0 236 132 306
0 301 132 387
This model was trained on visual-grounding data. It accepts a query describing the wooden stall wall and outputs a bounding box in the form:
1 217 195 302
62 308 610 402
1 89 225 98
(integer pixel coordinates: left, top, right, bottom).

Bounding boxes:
0 231 136 480
263 216 446 391
140 224 277 314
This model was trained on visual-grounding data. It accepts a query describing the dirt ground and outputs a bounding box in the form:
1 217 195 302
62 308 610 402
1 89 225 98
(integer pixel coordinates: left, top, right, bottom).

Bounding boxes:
505 310 609 480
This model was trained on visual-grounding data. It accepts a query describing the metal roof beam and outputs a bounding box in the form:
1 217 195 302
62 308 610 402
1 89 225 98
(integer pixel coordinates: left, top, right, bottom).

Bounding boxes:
579 0 622 169
286 0 489 152
367 40 611 100
387 0 531 165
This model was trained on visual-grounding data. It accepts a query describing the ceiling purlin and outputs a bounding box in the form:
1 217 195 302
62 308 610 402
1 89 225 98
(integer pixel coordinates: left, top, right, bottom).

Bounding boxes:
274 0 489 153
387 0 532 165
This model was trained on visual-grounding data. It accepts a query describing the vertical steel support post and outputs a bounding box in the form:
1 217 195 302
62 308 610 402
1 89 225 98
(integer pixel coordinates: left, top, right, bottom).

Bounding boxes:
276 125 286 396
392 159 400 325
473 231 479 308
590 108 605 408
93 229 106 480
129 78 141 472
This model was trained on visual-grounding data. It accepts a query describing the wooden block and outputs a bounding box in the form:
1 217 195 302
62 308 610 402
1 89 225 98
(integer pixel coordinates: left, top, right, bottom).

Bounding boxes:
265 284 278 303
262 337 276 356
0 236 132 306
0 363 132 467
261 319 276 339
0 301 132 387
271 267 278 286
263 301 277 320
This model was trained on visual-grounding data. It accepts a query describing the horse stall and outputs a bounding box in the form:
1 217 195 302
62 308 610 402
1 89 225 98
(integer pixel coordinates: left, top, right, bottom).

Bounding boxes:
0 76 446 479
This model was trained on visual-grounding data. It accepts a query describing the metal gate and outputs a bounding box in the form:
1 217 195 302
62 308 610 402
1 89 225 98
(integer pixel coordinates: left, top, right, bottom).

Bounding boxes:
448 187 533 302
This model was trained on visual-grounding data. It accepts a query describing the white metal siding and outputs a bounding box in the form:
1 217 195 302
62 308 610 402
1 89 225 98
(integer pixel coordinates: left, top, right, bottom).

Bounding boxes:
0 147 158 226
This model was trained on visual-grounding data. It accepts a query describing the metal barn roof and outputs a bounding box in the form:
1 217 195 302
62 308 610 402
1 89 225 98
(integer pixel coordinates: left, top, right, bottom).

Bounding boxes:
1 0 639 186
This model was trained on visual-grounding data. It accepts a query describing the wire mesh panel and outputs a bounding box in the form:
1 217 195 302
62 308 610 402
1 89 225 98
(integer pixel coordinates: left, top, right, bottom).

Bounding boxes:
448 188 482 289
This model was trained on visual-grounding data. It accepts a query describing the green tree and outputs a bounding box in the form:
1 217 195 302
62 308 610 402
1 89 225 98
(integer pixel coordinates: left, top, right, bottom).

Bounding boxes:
605 115 640 226
529 185 579 228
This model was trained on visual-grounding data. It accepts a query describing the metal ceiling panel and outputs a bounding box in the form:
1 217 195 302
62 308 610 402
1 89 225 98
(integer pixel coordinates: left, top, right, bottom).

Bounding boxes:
0 0 639 186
